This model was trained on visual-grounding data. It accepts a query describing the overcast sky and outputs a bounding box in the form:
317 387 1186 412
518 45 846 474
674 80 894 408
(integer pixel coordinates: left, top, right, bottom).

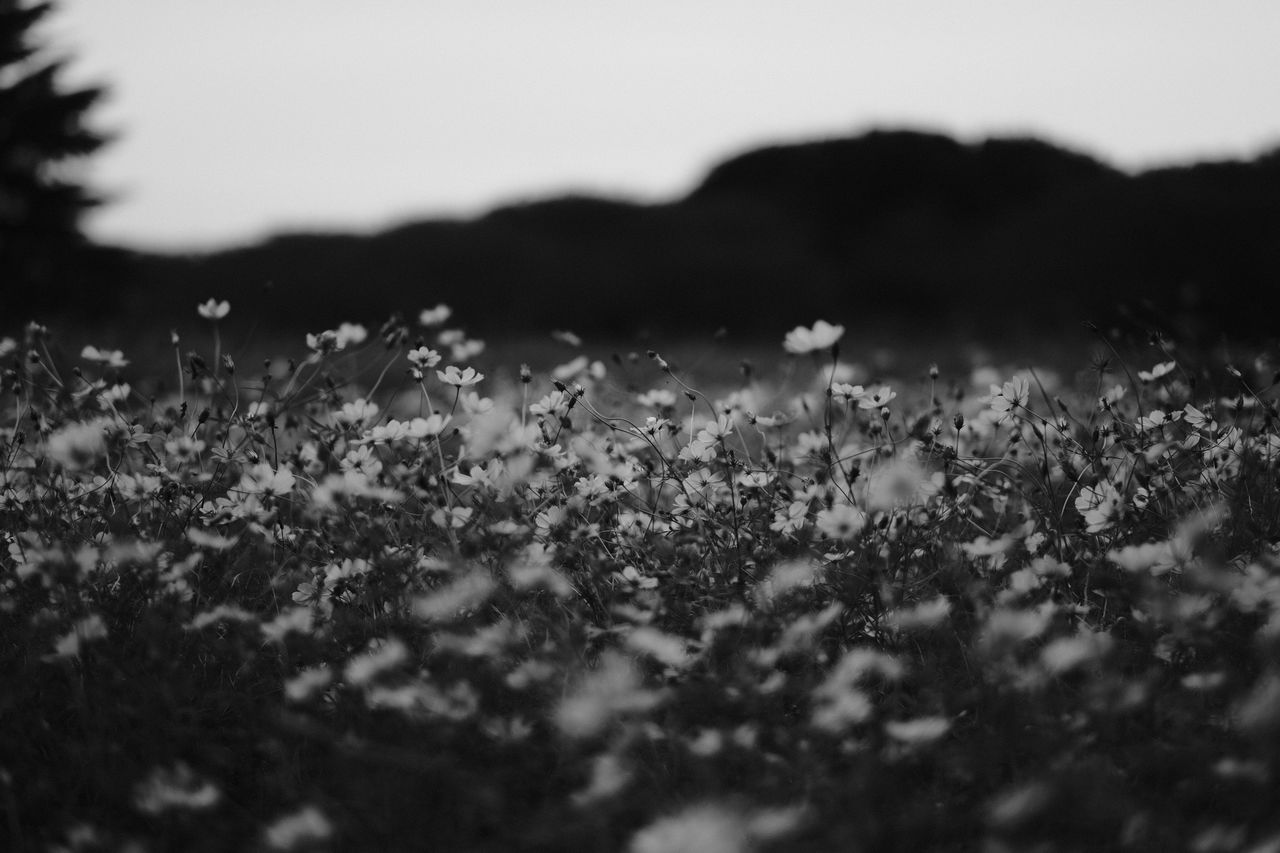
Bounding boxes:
49 1 1280 251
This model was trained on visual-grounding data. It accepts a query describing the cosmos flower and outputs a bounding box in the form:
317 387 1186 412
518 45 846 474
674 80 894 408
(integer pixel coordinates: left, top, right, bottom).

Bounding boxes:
80 345 129 368
783 320 845 355
418 303 452 326
1138 361 1177 382
197 299 230 320
989 376 1030 420
437 365 484 387
407 347 442 368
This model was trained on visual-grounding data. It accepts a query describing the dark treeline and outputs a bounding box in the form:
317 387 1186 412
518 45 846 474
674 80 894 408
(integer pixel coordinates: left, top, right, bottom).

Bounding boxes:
14 129 1280 341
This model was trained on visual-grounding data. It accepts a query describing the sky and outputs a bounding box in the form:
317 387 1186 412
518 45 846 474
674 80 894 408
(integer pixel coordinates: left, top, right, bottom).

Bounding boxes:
46 1 1280 251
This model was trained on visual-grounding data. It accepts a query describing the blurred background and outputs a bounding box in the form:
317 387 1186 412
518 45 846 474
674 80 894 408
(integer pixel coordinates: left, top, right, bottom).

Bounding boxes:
5 0 1280 347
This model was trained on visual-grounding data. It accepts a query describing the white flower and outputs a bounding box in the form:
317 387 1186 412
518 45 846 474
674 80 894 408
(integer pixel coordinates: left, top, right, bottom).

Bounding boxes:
305 330 339 354
551 329 582 347
340 445 383 477
638 388 677 408
770 500 809 535
1137 361 1177 382
196 299 230 320
989 376 1030 420
80 345 129 368
451 338 485 362
437 365 484 387
264 805 333 851
237 463 296 496
46 418 111 469
133 762 221 815
460 391 493 415
554 651 662 739
1074 480 1123 533
1137 409 1180 432
335 322 367 348
885 716 952 744
418 303 452 327
407 347 441 368
98 383 131 406
552 355 590 381
831 383 865 404
406 414 451 438
783 319 845 355
815 503 867 540
530 389 571 418
858 385 897 410
335 398 379 426
344 637 408 686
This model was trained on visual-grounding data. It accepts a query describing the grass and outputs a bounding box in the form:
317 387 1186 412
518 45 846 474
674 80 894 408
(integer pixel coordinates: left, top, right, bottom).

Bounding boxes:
2 309 1280 851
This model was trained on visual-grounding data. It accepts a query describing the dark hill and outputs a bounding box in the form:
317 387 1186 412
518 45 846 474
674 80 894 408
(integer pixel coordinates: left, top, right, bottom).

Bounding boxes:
18 128 1280 341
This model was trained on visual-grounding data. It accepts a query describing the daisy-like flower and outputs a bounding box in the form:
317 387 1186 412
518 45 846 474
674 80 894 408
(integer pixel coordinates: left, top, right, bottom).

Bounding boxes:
637 388 677 408
989 376 1030 420
133 763 221 815
98 383 131 406
816 503 868 540
634 416 672 438
682 468 724 503
340 445 383 477
770 500 809 535
696 415 735 442
451 339 486 362
437 365 484 387
751 411 793 428
405 414 451 439
575 473 612 503
551 329 582 347
1137 361 1177 382
831 383 865 405
80 345 129 368
46 418 111 470
335 398 379 426
552 355 590 381
1075 480 1124 533
460 391 494 415
335 322 367 348
305 330 340 354
237 463 296 496
737 470 774 489
1137 409 1181 432
197 299 230 320
418 303 452 327
858 385 897 410
530 389 571 418
784 320 845 355
407 347 441 368
1182 403 1217 432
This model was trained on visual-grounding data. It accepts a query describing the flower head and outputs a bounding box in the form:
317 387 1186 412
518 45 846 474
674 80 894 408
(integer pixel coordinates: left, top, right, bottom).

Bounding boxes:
784 320 844 355
197 299 230 320
418 303 452 327
407 347 441 368
1138 361 1177 383
80 345 129 369
437 365 484 387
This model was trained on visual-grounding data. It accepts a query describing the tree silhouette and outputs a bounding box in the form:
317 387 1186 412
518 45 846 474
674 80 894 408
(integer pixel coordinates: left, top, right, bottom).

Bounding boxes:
1 0 110 314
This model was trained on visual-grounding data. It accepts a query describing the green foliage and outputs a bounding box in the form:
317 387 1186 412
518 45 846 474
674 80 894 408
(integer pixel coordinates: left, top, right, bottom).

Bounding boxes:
2 312 1280 851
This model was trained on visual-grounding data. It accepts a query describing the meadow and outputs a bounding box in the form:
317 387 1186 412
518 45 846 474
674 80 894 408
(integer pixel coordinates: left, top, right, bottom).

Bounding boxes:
2 304 1279 852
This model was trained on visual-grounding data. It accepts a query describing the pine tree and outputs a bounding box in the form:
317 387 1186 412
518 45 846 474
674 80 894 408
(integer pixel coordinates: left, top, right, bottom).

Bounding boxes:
1 0 112 312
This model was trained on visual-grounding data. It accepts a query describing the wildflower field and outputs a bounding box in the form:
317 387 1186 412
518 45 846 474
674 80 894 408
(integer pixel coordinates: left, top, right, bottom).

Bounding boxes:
4 305 1280 852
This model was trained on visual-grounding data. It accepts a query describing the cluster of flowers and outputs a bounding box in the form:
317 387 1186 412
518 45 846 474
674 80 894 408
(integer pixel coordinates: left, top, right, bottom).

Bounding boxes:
2 310 1280 851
